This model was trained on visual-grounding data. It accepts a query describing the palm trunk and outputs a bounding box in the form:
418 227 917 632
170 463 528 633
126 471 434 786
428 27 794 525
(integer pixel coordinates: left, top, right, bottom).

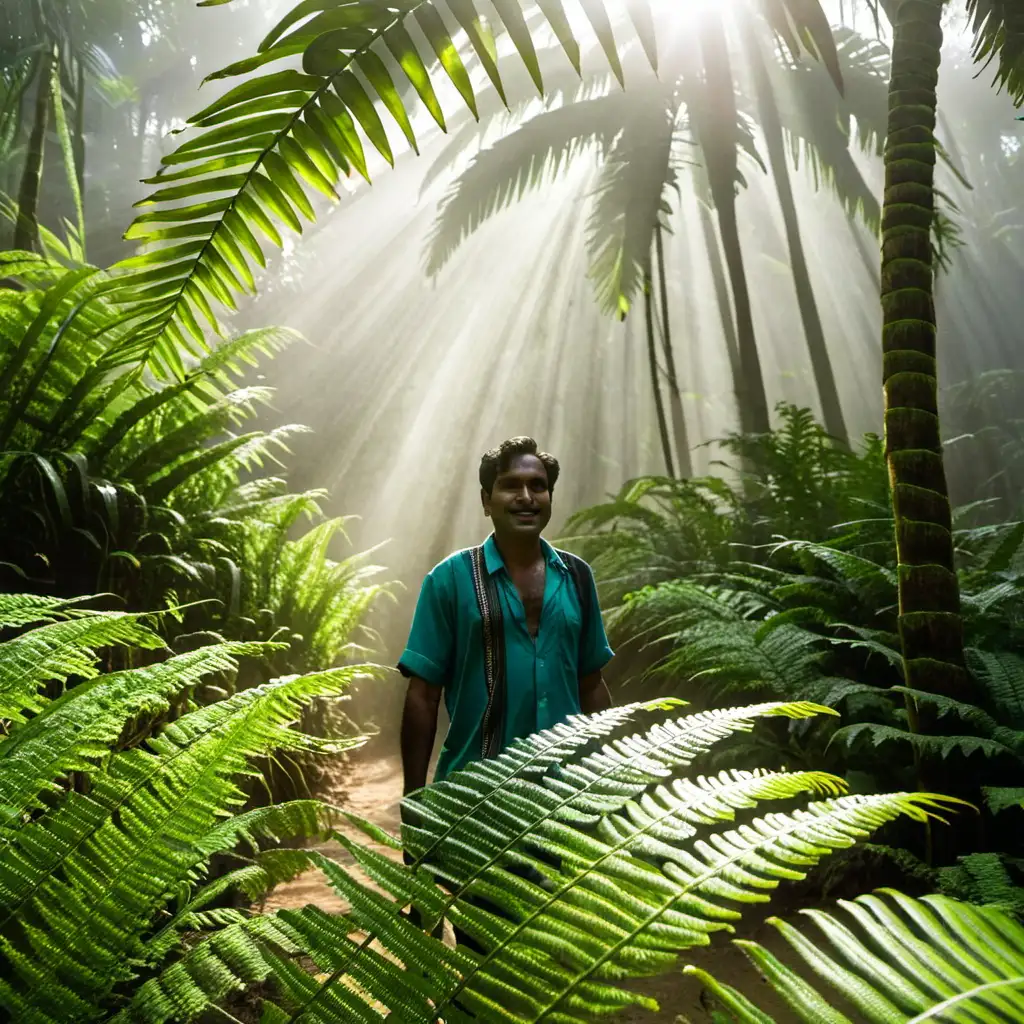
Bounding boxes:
698 200 742 385
714 198 771 436
644 269 675 476
743 25 849 447
654 225 692 476
882 0 968 698
14 49 53 252
697 12 771 437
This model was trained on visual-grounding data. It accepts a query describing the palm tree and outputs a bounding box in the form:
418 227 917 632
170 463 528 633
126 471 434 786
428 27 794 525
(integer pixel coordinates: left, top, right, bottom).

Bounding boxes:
424 15 888 457
872 0 1022 705
1 0 134 253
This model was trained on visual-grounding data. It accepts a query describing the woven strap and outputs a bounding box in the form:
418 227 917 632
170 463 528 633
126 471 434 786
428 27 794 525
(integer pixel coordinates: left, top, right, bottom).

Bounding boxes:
468 546 507 760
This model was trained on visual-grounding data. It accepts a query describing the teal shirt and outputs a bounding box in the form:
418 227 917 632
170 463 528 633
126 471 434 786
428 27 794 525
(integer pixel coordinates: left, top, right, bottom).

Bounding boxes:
398 536 614 782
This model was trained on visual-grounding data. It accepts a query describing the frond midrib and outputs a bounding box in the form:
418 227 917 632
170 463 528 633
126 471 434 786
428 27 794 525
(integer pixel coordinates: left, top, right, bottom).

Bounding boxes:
116 3 424 371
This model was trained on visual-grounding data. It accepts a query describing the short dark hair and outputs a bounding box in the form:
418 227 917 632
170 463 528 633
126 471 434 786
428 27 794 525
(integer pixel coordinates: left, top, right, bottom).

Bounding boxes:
479 436 560 496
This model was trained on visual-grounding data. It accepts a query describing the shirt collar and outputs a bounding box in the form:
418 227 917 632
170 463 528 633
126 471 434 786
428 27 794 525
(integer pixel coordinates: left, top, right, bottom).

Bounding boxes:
483 534 568 576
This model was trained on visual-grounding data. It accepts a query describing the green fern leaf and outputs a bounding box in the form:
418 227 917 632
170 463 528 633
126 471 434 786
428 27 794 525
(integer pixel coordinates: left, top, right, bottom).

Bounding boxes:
686 889 1024 1022
0 612 165 721
0 641 276 826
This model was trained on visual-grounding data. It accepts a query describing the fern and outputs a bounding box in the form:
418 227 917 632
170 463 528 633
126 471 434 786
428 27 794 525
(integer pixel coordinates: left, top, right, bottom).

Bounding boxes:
0 272 389 684
0 603 378 1019
687 889 1024 1022
0 607 962 1022
112 699 954 1024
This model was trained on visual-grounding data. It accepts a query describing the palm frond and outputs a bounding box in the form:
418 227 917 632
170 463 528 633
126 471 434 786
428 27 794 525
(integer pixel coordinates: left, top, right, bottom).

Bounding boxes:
107 0 649 377
584 88 676 316
687 889 1024 1022
424 92 629 275
966 0 1024 105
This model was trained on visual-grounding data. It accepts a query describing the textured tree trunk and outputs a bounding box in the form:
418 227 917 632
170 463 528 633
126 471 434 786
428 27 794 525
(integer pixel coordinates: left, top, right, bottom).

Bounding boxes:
644 269 675 476
697 12 771 437
713 198 771 436
14 49 53 252
882 0 968 698
743 25 849 446
655 225 692 476
698 200 741 385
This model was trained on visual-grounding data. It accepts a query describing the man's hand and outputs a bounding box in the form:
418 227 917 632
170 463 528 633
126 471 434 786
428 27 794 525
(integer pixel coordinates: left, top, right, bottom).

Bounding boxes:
579 670 612 714
401 676 443 796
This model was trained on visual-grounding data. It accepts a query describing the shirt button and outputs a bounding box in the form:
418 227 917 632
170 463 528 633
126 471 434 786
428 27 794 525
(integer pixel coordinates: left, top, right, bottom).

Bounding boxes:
538 659 545 668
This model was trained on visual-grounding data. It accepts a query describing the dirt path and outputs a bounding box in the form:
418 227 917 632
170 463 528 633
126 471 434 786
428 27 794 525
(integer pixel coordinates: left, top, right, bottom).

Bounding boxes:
263 752 802 1023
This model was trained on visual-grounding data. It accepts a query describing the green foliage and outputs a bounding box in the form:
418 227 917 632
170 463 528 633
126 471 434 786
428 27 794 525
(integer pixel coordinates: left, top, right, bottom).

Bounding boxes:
0 256 388 679
0 601 957 1021
116 698 951 1023
103 0 658 377
564 408 1024 866
559 403 889 606
0 592 375 1021
687 889 1024 1022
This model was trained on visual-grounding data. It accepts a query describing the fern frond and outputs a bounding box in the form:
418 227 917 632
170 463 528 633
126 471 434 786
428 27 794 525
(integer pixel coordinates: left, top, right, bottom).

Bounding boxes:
0 593 70 629
0 665 375 1015
0 611 165 721
686 890 1024 1022
0 641 278 826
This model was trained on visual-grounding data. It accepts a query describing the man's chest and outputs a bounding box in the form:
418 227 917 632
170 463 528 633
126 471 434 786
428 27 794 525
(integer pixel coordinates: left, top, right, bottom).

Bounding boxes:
507 564 546 637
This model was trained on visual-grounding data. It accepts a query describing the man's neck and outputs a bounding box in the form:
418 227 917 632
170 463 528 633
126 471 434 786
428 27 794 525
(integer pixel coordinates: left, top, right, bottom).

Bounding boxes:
493 531 544 570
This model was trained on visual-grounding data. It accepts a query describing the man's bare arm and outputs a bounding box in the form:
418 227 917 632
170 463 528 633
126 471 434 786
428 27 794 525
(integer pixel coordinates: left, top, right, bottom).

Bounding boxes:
401 676 443 796
579 670 612 714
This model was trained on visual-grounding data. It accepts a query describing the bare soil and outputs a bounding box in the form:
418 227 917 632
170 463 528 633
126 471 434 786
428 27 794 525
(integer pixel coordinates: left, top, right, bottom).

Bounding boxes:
259 751 810 1023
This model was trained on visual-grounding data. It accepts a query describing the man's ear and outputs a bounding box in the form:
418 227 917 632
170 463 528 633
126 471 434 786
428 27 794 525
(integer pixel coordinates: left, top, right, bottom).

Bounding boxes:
481 487 491 516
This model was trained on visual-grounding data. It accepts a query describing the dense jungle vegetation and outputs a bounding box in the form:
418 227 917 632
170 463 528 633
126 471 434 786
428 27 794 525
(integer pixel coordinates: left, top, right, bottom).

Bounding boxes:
0 0 1022 1021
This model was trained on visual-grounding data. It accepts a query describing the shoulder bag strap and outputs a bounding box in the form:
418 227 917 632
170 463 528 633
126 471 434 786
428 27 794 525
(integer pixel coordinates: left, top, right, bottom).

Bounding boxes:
466 546 507 760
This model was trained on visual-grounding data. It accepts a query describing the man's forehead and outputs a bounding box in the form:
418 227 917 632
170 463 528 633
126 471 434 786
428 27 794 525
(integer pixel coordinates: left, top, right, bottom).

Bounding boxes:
498 454 546 477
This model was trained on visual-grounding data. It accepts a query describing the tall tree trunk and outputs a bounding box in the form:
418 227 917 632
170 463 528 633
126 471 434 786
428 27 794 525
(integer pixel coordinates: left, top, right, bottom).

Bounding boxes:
697 12 771 437
644 269 675 476
882 0 968 699
743 25 849 447
14 49 53 252
713 197 771 436
698 199 742 385
654 225 692 476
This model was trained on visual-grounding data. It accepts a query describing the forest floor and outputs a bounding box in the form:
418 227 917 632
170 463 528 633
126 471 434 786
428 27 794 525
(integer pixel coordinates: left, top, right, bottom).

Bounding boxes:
260 750 808 1023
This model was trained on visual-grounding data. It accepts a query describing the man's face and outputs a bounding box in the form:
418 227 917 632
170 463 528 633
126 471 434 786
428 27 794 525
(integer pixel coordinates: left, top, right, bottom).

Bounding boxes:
482 454 552 538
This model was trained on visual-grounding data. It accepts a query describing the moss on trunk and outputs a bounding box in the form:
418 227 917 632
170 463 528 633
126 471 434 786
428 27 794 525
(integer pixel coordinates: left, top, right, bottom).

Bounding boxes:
881 0 969 699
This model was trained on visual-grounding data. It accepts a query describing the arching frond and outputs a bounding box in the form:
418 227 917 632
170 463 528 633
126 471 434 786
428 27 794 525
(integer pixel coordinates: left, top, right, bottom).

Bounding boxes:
424 91 630 275
0 612 165 722
107 0 652 377
584 90 677 316
113 699 953 1024
687 890 1024 1022
0 664 375 1017
966 0 1024 104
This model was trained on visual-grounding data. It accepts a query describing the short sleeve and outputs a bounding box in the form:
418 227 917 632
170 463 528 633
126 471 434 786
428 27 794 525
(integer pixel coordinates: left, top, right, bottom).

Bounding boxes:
397 569 454 687
578 562 614 678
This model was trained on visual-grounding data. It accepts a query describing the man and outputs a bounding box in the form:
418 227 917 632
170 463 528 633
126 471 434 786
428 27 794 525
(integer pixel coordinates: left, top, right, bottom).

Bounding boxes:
399 436 614 796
